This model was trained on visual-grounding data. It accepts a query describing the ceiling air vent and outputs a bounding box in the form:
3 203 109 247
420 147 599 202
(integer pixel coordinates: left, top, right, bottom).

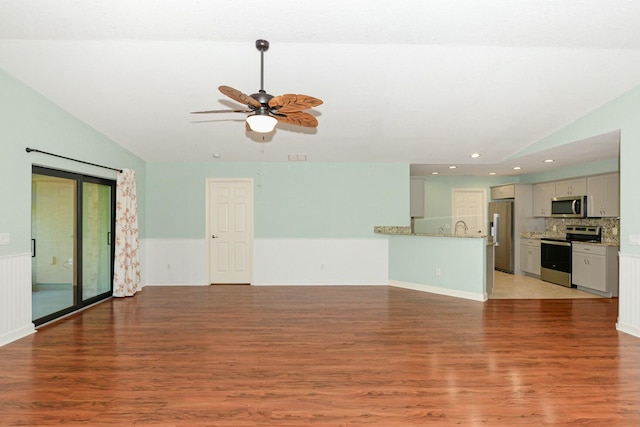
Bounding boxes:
288 153 307 162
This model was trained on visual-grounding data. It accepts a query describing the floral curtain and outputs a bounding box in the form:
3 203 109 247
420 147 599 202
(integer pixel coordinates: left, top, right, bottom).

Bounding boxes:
113 169 141 297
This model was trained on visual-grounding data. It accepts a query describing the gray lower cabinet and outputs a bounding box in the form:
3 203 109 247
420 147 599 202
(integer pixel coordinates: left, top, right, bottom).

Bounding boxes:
572 243 619 297
520 238 541 276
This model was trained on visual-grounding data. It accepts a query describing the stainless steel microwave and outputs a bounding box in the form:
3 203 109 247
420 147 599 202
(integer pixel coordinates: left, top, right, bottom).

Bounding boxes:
551 195 587 218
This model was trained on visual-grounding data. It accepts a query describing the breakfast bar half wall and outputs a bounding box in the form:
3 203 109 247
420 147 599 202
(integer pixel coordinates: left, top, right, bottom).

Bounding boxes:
376 226 493 301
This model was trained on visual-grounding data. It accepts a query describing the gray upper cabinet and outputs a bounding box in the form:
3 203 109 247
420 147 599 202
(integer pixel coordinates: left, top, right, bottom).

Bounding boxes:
410 178 425 217
490 184 515 200
555 178 587 197
533 182 555 217
587 173 620 217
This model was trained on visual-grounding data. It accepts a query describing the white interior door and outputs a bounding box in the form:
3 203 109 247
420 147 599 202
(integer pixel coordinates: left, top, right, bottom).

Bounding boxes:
451 188 487 236
207 179 254 284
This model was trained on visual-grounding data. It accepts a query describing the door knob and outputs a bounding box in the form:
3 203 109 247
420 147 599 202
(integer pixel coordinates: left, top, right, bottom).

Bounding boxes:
212 235 219 239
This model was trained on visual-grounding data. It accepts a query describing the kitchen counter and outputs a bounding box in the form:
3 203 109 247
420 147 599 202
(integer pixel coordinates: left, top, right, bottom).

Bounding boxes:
375 226 487 239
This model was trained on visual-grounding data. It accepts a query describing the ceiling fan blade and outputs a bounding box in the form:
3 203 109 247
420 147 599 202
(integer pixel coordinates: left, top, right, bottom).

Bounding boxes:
190 109 251 114
219 85 261 108
269 94 323 113
275 111 319 128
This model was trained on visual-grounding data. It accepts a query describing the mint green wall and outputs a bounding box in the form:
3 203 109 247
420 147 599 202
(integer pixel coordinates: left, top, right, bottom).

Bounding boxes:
389 235 486 295
518 84 640 255
412 157 619 234
145 162 409 238
520 157 619 184
0 69 146 257
412 175 514 233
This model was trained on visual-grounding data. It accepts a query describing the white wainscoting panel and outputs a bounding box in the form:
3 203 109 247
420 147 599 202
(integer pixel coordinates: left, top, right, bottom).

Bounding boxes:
0 253 36 346
253 238 388 285
617 253 640 338
143 238 208 285
143 238 389 286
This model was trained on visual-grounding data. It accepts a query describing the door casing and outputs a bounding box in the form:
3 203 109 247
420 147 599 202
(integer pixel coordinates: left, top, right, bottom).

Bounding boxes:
206 178 255 284
451 188 487 236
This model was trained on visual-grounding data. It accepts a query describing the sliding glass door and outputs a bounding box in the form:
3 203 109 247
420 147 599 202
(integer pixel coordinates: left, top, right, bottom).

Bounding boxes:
31 166 116 326
31 172 77 320
81 180 114 301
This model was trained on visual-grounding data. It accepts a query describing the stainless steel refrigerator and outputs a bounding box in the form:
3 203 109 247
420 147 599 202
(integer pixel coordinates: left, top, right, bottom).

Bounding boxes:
489 201 514 273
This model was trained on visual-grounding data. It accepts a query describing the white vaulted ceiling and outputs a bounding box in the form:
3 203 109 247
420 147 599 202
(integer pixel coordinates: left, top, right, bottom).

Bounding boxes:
1 1 638 175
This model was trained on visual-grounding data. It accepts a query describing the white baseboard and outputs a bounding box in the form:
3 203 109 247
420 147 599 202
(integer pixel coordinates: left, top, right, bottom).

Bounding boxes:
0 324 36 347
252 282 387 287
390 280 487 302
616 322 640 339
144 283 209 287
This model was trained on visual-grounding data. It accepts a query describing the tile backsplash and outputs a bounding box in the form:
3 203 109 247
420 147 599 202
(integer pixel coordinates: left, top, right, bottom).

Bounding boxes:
544 217 620 244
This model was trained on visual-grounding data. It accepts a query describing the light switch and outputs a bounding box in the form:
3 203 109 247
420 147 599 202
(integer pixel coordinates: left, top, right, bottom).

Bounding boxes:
630 234 640 246
0 233 10 245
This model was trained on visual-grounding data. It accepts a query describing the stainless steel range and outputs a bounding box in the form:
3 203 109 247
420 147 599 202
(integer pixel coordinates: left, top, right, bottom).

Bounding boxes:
540 226 601 287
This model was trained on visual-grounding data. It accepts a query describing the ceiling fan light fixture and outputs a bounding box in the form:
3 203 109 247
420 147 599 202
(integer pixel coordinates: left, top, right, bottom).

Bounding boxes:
246 114 277 133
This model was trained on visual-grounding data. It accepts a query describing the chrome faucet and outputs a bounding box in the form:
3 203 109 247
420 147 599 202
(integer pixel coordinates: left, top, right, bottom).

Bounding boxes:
454 220 469 235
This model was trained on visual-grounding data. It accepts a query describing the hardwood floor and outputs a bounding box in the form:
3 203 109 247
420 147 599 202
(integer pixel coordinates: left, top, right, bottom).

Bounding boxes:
1 285 638 426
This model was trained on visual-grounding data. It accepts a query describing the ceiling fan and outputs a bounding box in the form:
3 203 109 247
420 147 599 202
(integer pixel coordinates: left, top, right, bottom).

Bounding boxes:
191 39 323 133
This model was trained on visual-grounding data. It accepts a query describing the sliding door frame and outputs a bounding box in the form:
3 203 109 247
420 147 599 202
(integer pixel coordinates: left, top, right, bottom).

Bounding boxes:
32 165 116 326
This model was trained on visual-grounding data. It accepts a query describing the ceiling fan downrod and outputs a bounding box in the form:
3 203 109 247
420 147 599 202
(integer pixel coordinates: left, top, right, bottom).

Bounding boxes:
256 39 269 93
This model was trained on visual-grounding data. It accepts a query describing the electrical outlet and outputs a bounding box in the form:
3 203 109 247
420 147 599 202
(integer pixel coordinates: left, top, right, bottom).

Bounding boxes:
612 227 618 236
435 268 442 276
0 233 9 245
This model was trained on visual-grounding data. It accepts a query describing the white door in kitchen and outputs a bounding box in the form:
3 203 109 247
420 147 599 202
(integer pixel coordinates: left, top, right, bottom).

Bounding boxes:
207 179 254 284
451 188 487 236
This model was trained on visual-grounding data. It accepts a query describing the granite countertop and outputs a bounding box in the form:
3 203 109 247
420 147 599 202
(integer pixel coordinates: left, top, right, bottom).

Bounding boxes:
374 226 487 239
520 232 619 247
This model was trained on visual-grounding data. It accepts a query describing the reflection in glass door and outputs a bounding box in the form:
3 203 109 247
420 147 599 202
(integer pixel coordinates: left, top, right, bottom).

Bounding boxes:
82 181 113 301
31 173 77 320
31 167 115 326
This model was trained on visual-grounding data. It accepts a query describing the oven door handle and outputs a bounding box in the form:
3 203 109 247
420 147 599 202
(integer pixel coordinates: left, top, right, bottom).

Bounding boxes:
541 240 571 247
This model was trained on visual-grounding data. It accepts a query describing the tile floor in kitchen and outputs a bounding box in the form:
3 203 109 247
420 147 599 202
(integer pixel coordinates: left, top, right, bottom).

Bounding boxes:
490 270 605 299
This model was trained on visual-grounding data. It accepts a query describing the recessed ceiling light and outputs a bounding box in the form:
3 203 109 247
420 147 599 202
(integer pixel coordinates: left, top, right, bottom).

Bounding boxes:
513 166 522 170
543 159 554 163
470 153 481 158
489 172 496 175
432 172 439 175
449 165 457 169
